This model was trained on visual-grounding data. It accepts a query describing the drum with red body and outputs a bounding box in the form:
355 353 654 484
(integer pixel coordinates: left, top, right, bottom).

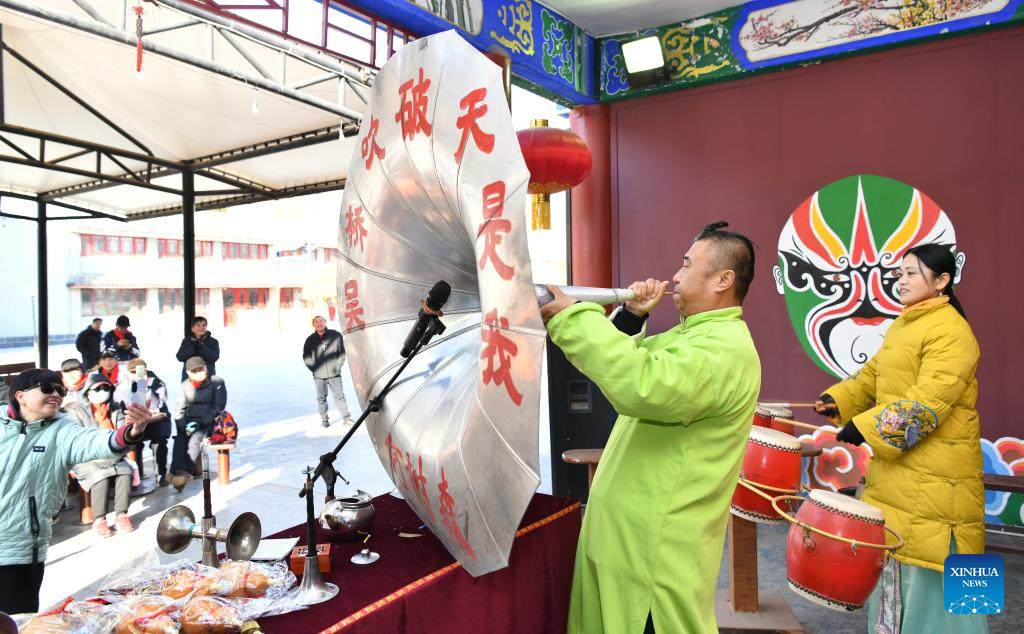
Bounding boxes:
730 427 802 523
786 489 888 611
753 404 794 435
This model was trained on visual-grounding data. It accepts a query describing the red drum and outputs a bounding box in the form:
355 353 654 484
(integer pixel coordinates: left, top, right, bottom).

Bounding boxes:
786 490 887 611
730 427 802 524
754 404 794 435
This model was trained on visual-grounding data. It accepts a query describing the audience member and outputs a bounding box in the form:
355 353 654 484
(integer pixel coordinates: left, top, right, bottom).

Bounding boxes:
302 316 352 428
103 315 139 361
75 318 103 371
97 349 121 385
115 359 172 487
59 358 87 409
175 316 220 381
169 357 227 491
0 368 154 613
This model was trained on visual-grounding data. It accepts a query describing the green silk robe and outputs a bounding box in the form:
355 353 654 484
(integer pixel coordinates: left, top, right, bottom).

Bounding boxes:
547 303 761 634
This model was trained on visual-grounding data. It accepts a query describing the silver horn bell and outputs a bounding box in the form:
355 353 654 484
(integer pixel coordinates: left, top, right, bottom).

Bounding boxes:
157 505 262 564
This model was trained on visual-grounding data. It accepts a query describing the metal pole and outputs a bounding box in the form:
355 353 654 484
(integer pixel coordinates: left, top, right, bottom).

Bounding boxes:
37 198 48 369
70 0 115 28
153 0 370 86
182 167 196 335
0 0 363 121
0 25 5 125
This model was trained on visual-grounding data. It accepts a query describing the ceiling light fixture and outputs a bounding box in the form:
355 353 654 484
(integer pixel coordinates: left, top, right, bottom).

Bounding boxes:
621 35 668 89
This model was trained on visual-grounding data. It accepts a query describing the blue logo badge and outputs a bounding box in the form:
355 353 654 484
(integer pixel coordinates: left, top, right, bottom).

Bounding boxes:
944 554 1003 614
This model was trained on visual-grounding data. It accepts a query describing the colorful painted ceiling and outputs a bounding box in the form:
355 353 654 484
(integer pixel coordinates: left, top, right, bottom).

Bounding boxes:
344 1 1023 105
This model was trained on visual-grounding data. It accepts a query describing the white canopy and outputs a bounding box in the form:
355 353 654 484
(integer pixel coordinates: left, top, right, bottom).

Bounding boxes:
0 0 372 219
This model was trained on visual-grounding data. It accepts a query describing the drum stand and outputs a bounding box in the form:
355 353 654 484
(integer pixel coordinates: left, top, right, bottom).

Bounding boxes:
713 443 821 633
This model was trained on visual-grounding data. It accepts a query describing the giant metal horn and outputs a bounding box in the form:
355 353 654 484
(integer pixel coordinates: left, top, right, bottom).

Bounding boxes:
156 505 262 563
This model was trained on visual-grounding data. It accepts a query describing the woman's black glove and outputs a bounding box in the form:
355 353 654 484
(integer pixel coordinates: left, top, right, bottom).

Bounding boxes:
836 422 865 446
814 394 839 419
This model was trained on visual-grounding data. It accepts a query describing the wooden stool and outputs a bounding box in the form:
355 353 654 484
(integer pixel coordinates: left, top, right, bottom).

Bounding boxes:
715 442 822 633
561 448 604 490
208 444 235 485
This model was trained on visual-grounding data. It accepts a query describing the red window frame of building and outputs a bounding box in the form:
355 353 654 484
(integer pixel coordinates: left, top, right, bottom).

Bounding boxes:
80 287 147 314
224 288 270 308
222 242 269 260
280 287 306 308
80 234 148 256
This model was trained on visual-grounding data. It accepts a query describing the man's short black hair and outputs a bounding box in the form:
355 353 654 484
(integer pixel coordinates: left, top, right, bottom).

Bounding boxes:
192 316 208 326
694 220 756 302
92 317 102 324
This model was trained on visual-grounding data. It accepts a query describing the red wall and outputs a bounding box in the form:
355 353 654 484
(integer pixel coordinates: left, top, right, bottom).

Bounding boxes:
608 26 1024 439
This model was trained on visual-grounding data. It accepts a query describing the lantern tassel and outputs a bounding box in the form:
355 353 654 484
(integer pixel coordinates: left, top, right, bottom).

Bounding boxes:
134 4 144 73
531 193 551 231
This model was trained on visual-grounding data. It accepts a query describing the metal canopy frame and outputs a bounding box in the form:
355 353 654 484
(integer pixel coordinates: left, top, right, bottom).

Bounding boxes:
0 0 383 367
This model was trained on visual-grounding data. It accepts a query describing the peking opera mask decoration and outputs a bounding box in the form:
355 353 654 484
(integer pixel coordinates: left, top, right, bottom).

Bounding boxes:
774 174 965 379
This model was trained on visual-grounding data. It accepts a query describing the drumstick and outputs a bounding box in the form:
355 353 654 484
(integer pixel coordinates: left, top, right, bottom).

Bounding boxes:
759 401 818 409
775 417 838 435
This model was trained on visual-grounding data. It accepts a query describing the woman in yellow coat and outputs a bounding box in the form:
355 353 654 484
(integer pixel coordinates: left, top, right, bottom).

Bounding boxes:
815 243 987 633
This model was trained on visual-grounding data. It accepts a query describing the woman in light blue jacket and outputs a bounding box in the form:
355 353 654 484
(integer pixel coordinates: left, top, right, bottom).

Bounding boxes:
0 368 156 614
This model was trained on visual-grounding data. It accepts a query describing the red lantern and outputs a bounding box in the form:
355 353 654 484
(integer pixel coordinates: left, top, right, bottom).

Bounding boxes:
517 119 592 230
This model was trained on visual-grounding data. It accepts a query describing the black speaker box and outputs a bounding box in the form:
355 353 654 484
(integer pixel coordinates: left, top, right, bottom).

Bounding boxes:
546 338 618 503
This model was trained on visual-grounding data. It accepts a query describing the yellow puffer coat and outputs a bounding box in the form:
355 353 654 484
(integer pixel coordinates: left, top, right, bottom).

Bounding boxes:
824 295 984 572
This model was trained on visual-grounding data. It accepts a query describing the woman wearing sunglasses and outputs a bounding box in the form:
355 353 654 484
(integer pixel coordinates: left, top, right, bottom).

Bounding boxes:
67 374 138 538
0 368 157 614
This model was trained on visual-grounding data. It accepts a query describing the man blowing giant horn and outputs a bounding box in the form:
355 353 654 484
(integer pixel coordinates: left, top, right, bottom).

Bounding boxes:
541 221 762 634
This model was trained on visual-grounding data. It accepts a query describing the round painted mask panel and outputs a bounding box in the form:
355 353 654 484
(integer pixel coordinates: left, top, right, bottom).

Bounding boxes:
773 175 964 378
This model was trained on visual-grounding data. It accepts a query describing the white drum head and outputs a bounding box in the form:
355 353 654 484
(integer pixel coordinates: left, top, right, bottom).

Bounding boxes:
749 425 801 451
809 489 884 523
756 403 793 419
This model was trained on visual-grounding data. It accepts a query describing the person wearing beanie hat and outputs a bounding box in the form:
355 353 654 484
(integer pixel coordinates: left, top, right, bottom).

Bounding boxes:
102 315 140 362
114 359 172 486
175 316 220 381
168 358 227 491
67 374 136 538
97 349 120 385
60 358 88 409
0 368 159 613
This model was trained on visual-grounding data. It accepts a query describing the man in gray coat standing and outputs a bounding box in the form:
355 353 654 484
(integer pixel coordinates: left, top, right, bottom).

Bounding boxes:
303 316 352 428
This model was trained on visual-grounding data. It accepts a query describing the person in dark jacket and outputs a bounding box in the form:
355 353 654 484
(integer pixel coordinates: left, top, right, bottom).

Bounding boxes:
102 315 139 362
168 357 227 491
67 374 137 537
303 316 351 428
75 318 103 371
114 358 172 486
175 316 220 381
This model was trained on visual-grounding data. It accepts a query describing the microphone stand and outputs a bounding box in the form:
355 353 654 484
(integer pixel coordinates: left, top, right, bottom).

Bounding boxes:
200 440 219 568
299 316 446 498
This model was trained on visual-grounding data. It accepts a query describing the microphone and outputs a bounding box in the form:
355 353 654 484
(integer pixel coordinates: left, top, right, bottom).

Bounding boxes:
400 281 451 358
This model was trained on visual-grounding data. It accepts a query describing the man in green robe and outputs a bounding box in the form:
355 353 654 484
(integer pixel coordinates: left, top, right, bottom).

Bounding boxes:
541 221 762 633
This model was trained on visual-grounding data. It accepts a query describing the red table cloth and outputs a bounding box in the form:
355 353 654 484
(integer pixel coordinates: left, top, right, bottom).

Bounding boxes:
258 492 581 634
